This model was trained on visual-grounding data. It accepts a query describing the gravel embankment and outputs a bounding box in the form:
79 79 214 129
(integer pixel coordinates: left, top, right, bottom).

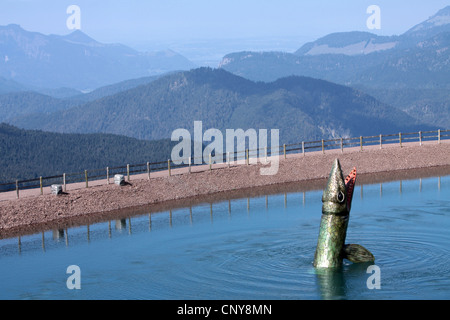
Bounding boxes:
1 141 449 238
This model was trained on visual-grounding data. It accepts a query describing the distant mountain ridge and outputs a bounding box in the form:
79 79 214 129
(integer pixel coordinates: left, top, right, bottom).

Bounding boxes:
0 24 196 90
8 68 433 145
221 6 450 84
404 6 450 39
294 31 400 56
0 72 174 125
219 6 450 128
0 91 77 123
294 6 450 57
0 76 28 94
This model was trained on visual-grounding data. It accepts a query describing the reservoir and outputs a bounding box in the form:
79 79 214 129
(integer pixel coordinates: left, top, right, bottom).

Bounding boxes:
1 170 449 300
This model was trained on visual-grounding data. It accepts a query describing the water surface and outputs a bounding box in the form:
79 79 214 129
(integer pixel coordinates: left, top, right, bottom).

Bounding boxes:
1 172 449 300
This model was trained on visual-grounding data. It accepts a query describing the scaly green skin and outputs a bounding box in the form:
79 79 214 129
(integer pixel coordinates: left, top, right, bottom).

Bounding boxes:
313 159 349 269
314 214 349 268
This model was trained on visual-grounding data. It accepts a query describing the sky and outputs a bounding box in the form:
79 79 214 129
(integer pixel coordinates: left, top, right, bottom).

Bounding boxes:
0 0 449 55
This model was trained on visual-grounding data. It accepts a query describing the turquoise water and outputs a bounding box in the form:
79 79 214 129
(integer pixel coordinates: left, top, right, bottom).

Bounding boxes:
1 174 449 300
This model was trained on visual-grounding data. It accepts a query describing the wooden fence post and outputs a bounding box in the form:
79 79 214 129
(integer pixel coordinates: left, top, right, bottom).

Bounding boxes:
147 162 150 180
419 131 422 146
63 173 67 192
227 152 231 168
189 157 192 173
322 140 325 154
438 129 441 144
85 170 88 188
283 144 286 159
246 149 249 165
106 167 110 185
340 138 344 153
302 142 305 156
360 136 363 151
168 160 171 176
40 176 43 195
399 133 402 148
16 180 19 199
127 164 130 181
380 134 383 149
209 154 212 171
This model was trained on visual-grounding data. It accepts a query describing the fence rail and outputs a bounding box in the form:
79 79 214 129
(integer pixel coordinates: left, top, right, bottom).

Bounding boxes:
1 129 449 198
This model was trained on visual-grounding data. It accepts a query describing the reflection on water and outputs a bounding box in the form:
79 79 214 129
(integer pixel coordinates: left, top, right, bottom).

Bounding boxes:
315 263 375 300
1 166 450 300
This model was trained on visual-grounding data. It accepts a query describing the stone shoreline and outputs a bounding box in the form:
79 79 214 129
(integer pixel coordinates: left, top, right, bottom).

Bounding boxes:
1 141 449 238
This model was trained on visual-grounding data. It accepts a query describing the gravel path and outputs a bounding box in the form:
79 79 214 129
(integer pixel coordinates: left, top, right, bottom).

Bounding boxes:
1 141 449 238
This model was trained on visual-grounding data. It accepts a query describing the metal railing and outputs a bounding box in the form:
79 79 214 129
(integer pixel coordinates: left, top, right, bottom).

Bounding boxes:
1 129 448 198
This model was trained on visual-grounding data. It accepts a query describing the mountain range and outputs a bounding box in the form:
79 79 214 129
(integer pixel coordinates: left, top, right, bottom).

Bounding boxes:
0 7 448 184
220 6 450 87
0 24 195 90
6 68 431 145
0 73 169 123
219 6 450 128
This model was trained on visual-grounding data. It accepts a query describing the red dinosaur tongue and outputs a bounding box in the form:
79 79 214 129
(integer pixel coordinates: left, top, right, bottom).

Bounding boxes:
345 168 357 211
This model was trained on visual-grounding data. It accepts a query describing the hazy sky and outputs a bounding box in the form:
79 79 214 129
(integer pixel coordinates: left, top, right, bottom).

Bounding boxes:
1 0 449 47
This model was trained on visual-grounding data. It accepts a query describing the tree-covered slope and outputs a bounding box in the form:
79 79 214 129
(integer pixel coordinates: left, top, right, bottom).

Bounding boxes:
0 123 177 183
9 68 433 145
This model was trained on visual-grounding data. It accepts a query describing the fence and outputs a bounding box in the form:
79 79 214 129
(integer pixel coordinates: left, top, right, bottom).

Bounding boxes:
1 129 449 198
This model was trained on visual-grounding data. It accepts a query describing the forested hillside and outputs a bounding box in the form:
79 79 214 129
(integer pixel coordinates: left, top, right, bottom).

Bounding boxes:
9 68 432 145
0 124 177 183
